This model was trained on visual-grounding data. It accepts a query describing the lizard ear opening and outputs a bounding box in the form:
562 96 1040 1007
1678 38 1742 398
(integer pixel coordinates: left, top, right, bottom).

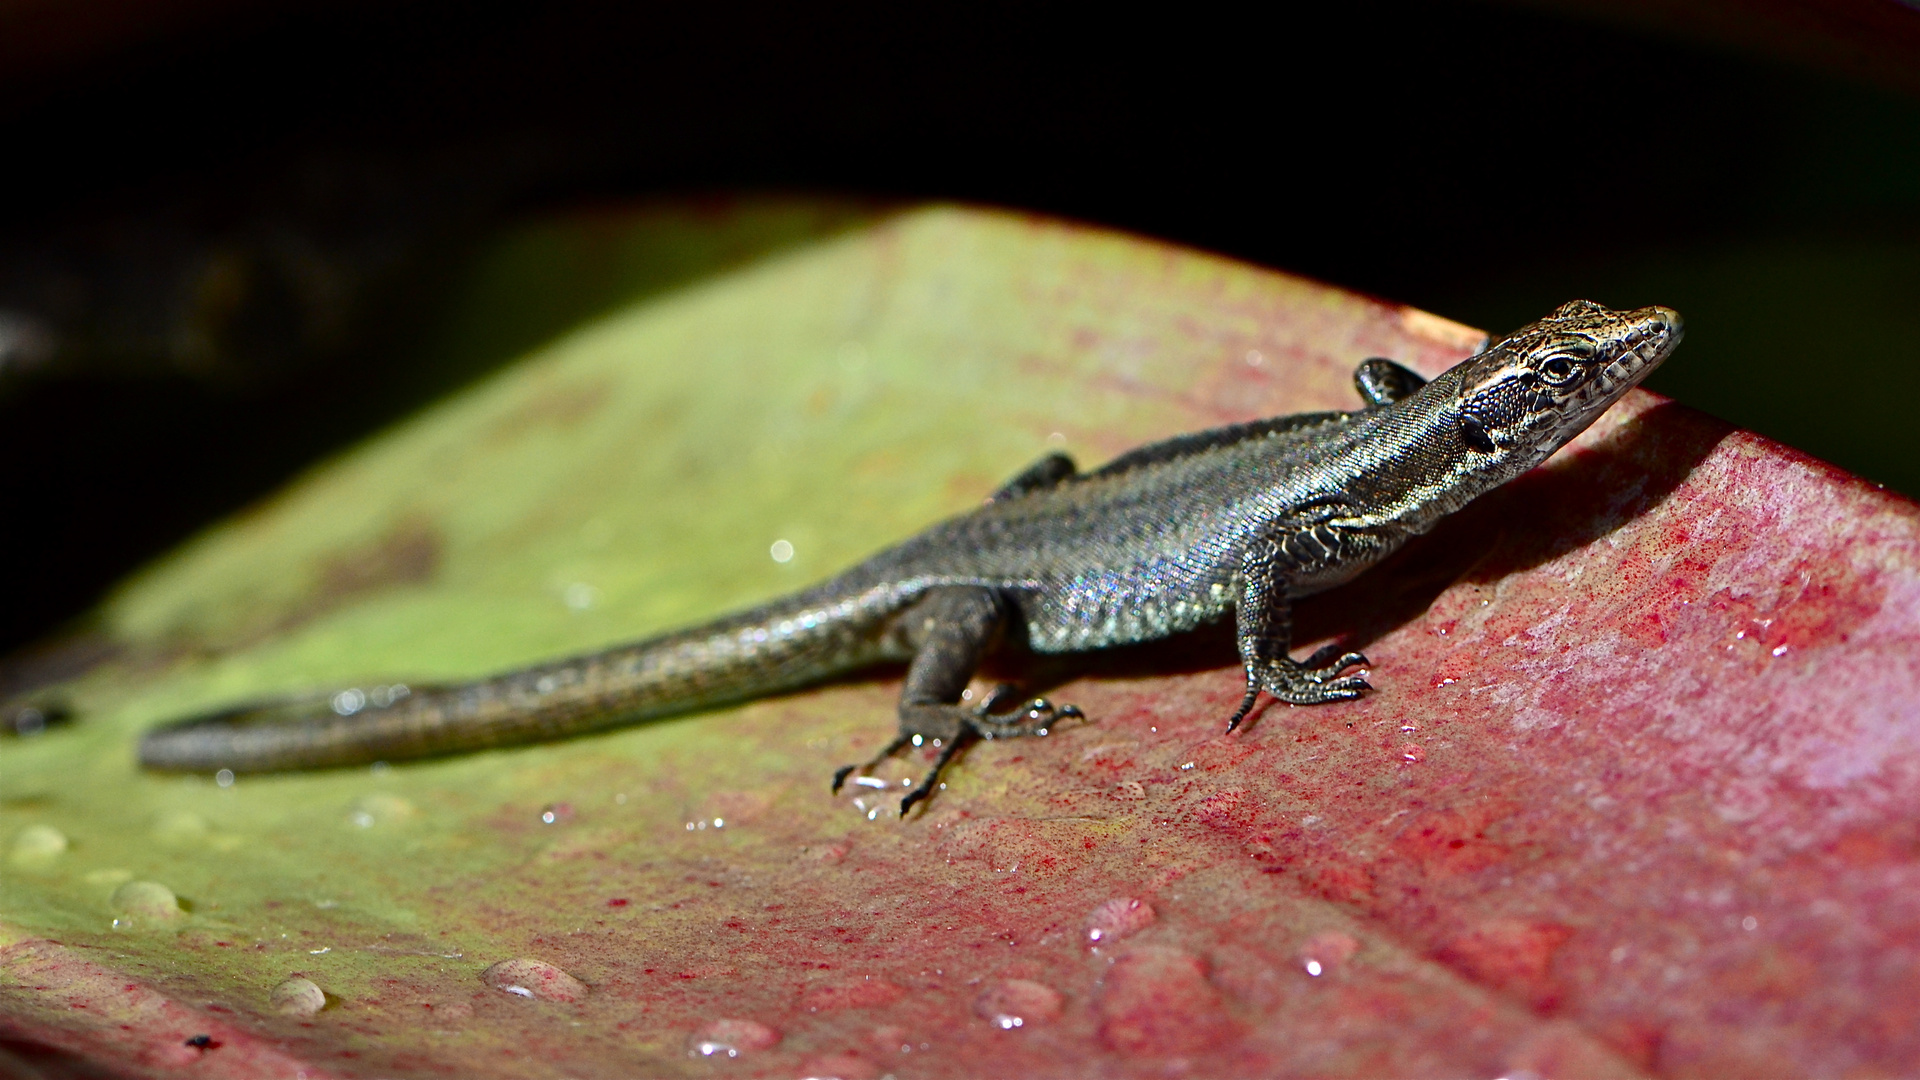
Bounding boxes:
1459 414 1497 454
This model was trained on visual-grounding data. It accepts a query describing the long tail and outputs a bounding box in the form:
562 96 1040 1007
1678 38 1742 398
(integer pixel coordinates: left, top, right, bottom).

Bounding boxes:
139 584 911 773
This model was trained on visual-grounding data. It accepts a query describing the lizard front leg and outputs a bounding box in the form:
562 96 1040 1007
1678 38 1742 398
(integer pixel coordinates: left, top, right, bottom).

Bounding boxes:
1226 535 1371 731
831 585 1081 815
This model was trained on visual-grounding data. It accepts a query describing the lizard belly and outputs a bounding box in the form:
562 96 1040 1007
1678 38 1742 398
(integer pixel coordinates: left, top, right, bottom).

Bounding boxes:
1014 555 1239 653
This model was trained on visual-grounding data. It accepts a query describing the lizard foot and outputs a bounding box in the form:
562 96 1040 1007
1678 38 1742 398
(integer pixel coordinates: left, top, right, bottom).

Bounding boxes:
966 683 1085 740
1225 647 1371 731
829 728 969 818
896 692 1084 815
832 687 1088 816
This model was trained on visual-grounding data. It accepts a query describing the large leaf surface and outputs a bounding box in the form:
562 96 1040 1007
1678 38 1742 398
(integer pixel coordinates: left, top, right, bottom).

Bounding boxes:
3 205 1916 1078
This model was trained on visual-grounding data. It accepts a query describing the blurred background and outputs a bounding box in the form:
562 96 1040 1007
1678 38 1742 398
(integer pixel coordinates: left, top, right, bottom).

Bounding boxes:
2 0 1917 665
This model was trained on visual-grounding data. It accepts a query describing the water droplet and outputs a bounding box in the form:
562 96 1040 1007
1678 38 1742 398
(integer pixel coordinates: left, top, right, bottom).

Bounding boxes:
853 776 889 790
973 979 1063 1030
1095 946 1231 1054
579 517 615 548
1298 930 1360 976
1086 897 1156 946
110 880 183 922
613 792 627 804
1245 349 1265 367
564 582 598 610
690 1018 781 1057
331 689 366 716
215 769 235 788
540 803 573 825
1401 744 1425 763
1771 644 1789 657
1047 430 1067 445
348 794 416 828
1742 915 1758 931
152 810 209 845
9 706 48 737
1399 721 1419 734
481 959 588 1003
9 824 68 866
271 977 327 1016
770 539 795 563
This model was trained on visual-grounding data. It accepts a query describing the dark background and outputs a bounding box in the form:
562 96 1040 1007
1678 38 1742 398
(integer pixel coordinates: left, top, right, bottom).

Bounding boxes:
3 0 1918 662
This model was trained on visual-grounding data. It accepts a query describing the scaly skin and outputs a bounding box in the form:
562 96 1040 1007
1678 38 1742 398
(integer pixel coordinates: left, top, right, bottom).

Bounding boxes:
139 300 1684 814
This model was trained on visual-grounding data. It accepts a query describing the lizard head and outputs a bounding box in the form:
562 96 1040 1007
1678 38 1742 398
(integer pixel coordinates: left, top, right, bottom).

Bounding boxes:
1447 299 1682 474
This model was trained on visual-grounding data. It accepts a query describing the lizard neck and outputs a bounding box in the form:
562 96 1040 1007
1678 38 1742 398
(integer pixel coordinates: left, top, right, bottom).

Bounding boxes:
1338 372 1548 536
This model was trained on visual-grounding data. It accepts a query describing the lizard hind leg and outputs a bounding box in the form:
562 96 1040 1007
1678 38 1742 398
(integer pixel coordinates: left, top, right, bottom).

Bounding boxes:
828 585 1086 816
1353 358 1429 408
987 451 1078 503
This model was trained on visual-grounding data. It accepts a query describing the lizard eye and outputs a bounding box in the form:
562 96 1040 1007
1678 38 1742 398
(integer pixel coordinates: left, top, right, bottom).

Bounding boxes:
1540 356 1577 385
1460 415 1497 454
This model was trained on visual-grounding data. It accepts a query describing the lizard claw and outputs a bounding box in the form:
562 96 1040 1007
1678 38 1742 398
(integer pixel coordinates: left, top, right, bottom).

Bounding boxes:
830 763 859 793
830 733 912 793
1318 675 1373 700
899 733 969 817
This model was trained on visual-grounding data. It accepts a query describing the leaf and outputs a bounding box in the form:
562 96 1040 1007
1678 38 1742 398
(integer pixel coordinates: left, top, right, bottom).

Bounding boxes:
4 203 1916 1078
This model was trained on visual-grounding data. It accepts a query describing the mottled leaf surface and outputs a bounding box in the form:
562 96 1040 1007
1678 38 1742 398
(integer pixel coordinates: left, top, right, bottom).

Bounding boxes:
3 205 1916 1078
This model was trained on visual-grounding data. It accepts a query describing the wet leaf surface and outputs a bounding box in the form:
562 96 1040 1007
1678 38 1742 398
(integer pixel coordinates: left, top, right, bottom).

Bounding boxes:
3 204 1916 1078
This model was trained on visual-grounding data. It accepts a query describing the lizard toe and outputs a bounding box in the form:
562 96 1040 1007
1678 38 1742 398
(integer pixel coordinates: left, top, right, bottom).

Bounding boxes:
830 764 858 793
967 695 1082 739
1305 652 1368 681
1301 644 1367 672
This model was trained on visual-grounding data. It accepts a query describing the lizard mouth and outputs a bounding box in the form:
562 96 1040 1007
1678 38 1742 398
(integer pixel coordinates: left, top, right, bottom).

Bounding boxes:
1586 306 1683 405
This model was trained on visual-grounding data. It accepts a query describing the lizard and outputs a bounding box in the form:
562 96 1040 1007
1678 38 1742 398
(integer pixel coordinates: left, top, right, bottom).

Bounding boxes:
138 299 1683 815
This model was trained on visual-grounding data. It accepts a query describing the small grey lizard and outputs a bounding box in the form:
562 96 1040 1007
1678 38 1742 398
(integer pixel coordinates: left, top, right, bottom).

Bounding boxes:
140 300 1683 814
